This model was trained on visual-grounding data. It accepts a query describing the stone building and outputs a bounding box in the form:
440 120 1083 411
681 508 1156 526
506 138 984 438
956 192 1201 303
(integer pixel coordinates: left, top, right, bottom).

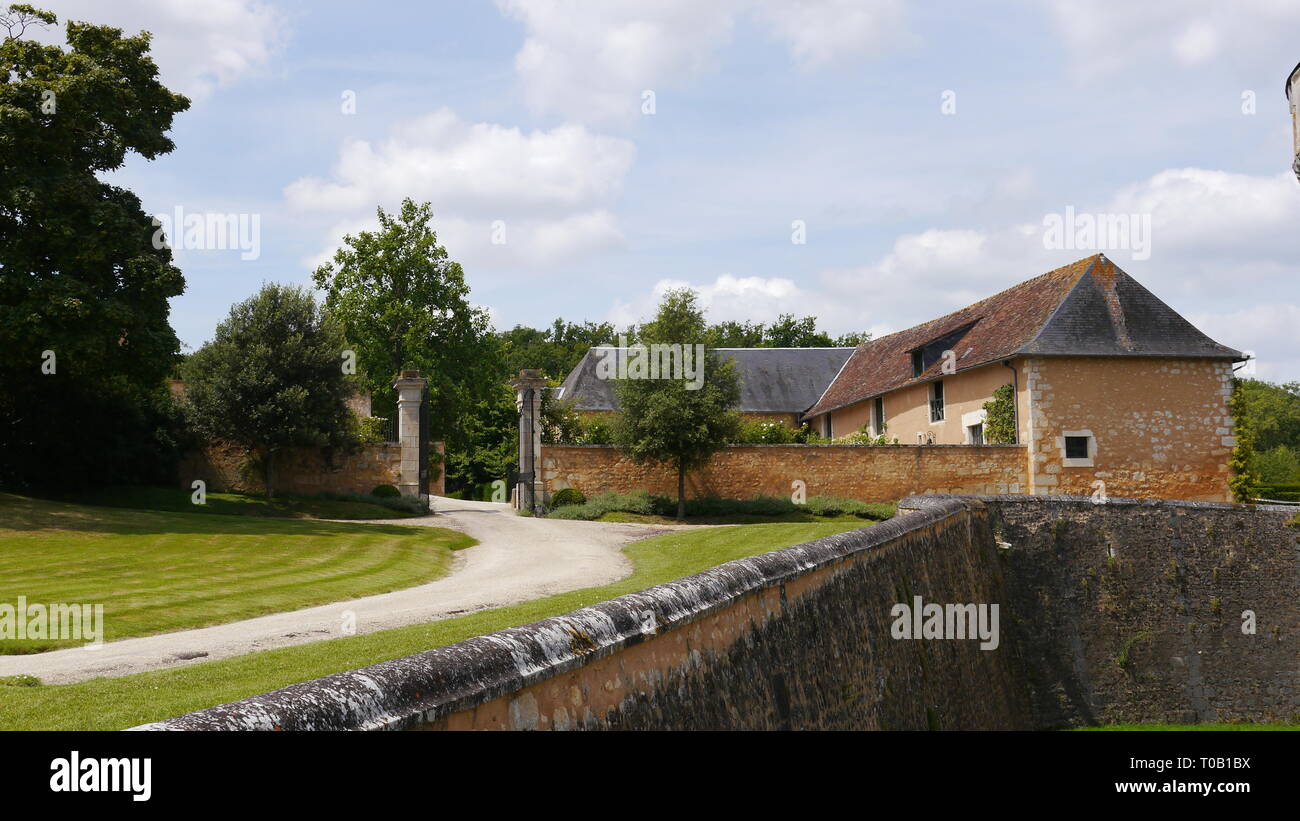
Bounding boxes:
558 254 1244 502
558 345 853 427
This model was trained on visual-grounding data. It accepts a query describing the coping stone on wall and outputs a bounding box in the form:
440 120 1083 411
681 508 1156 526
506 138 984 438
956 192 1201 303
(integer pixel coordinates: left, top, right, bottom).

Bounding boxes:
130 498 974 732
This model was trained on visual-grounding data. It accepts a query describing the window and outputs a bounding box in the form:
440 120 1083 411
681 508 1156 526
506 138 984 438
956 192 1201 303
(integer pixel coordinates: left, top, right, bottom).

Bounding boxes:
929 380 945 423
1059 430 1096 467
911 350 924 377
873 396 885 435
821 414 832 439
967 423 984 445
1064 436 1089 459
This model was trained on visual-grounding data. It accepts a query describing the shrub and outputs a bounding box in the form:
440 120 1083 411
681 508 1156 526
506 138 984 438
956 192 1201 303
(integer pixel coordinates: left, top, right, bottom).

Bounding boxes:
550 488 586 507
982 383 1017 444
803 495 895 520
370 484 401 498
734 420 801 444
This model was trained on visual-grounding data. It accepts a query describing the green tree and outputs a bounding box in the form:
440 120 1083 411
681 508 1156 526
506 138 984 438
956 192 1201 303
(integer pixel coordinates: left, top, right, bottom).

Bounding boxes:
981 383 1017 444
311 198 505 488
763 314 834 347
1227 379 1259 503
182 285 355 498
1233 379 1300 453
501 318 616 381
613 289 741 520
0 4 190 488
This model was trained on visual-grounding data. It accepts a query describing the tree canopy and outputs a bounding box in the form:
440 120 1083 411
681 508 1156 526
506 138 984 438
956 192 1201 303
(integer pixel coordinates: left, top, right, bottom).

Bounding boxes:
182 284 355 497
0 4 190 488
613 289 741 519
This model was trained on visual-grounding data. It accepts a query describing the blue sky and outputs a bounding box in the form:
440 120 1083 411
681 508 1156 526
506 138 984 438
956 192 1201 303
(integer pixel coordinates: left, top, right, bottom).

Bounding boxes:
38 0 1300 381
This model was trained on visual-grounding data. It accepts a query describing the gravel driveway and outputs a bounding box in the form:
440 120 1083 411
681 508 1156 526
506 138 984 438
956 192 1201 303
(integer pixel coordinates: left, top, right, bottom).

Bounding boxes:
0 497 673 685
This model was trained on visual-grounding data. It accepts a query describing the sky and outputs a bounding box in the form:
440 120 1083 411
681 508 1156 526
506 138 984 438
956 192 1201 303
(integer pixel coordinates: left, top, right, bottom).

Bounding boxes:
32 0 1300 382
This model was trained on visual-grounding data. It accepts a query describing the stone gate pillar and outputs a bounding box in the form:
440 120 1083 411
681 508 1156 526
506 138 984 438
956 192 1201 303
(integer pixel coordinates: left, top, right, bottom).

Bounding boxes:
509 369 547 513
392 370 428 500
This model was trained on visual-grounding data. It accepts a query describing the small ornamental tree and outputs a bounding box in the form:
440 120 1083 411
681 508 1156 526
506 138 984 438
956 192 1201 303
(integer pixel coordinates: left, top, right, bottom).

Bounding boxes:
982 383 1017 444
1227 378 1259 503
182 284 355 497
613 289 741 520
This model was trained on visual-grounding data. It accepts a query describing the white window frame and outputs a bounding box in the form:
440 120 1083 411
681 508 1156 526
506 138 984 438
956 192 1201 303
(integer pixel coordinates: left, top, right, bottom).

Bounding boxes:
929 380 945 424
1058 429 1096 467
961 409 987 445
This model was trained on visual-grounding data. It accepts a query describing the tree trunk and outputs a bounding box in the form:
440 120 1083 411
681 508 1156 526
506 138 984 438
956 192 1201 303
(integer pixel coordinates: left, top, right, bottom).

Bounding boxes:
264 449 275 499
676 461 686 522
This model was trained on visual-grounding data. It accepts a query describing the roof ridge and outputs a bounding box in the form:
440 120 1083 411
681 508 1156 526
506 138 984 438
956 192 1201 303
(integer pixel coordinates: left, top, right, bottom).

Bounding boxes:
857 254 1099 351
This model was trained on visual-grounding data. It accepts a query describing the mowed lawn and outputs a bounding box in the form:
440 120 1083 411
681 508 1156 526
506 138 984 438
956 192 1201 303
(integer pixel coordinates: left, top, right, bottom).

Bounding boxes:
0 493 473 654
0 519 869 730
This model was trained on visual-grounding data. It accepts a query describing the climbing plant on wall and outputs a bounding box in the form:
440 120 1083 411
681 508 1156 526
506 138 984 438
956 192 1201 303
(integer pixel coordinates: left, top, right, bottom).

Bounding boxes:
982 384 1017 445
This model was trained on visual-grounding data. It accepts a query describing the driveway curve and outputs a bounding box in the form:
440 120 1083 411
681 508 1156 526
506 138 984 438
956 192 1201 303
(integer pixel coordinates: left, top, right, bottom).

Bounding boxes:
0 497 675 685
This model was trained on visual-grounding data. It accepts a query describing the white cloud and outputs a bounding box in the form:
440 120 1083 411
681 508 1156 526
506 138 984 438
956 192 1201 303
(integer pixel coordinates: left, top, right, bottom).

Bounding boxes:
497 0 910 124
1046 0 1300 79
605 167 1300 380
287 109 635 267
755 0 909 70
36 0 285 100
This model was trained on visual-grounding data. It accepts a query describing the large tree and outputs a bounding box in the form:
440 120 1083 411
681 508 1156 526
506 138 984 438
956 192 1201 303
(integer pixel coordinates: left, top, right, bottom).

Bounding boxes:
0 5 190 488
312 198 504 488
614 289 741 520
182 285 355 498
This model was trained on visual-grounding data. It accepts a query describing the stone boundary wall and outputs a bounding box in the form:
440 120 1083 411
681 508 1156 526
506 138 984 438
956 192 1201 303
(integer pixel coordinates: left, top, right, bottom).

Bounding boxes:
908 495 1299 727
136 499 1030 731
541 443 1027 503
137 495 1298 731
177 441 442 497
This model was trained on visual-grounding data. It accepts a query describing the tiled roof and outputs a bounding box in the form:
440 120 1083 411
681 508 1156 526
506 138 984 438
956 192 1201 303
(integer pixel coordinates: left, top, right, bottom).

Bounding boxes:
559 347 855 414
804 255 1243 419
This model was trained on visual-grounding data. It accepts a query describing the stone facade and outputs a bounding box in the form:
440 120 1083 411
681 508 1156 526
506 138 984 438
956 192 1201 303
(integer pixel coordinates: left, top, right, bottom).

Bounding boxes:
541 443 1027 502
1024 357 1233 501
178 441 405 497
141 495 1298 731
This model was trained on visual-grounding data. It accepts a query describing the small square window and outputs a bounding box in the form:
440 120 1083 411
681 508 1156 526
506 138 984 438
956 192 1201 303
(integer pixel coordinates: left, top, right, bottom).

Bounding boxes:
1064 435 1089 459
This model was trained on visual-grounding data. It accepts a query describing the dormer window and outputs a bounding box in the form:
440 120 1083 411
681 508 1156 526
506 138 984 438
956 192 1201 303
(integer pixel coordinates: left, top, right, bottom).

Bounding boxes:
911 350 924 377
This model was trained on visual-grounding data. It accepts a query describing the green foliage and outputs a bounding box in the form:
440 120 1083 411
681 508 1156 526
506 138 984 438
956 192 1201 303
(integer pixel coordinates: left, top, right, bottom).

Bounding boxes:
1234 379 1300 454
982 383 1017 444
834 428 893 445
734 419 803 443
181 284 356 497
370 484 400 499
549 487 586 508
612 289 742 519
501 319 616 381
1249 445 1300 485
0 5 190 489
356 416 390 444
803 496 896 520
545 490 896 522
703 314 870 348
1227 379 1259 503
311 198 507 488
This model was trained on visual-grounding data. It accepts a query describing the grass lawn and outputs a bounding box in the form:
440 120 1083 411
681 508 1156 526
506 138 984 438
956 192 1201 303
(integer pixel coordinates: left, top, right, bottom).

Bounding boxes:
0 493 472 654
596 511 875 526
0 519 869 730
64 485 423 520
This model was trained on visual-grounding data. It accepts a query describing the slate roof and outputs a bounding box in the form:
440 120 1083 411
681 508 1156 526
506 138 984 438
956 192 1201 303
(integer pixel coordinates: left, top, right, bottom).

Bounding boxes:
558 346 855 414
804 254 1243 419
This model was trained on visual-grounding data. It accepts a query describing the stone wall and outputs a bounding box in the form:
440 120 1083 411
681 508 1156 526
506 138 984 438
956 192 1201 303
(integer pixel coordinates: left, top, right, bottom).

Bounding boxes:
177 441 436 497
139 495 1298 731
1025 357 1233 501
541 443 1027 503
967 495 1300 726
